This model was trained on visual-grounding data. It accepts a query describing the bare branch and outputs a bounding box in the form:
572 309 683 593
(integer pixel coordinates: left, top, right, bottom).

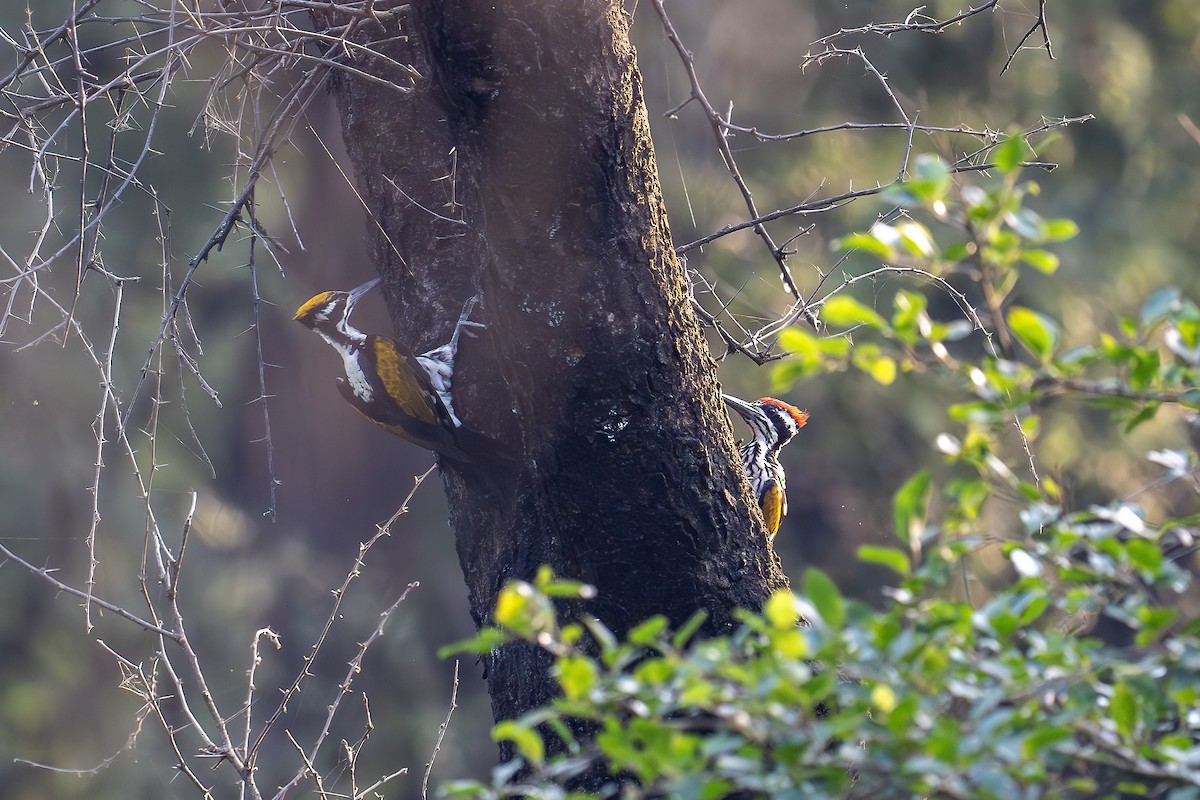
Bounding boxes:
271 582 421 800
0 541 180 640
650 0 806 304
809 1 1001 46
422 660 460 800
253 466 436 777
1000 0 1055 76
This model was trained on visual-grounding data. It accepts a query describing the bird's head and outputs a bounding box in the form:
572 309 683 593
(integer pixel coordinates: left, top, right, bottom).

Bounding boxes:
294 277 380 338
723 394 809 448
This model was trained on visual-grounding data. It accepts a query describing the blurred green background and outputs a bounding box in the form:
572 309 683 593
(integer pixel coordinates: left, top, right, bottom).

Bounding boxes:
1 1 1198 797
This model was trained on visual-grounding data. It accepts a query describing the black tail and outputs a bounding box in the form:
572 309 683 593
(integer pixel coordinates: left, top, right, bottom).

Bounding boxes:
445 425 521 472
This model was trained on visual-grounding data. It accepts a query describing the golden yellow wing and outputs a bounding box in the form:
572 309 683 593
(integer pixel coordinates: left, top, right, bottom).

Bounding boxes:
370 336 442 426
759 482 784 541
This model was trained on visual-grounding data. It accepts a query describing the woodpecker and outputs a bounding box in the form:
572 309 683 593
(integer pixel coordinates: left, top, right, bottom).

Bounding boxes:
294 277 486 462
723 394 810 541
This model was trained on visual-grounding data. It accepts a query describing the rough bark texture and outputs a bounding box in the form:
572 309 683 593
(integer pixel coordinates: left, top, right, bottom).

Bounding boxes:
320 0 788 743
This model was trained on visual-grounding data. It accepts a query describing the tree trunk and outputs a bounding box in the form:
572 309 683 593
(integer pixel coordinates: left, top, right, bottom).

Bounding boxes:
319 0 788 742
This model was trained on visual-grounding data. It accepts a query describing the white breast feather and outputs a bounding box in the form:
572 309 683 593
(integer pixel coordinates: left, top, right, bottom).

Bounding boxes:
320 330 374 402
342 351 374 401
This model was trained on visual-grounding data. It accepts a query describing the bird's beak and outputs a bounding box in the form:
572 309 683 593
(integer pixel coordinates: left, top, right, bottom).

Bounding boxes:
722 393 755 421
348 276 382 306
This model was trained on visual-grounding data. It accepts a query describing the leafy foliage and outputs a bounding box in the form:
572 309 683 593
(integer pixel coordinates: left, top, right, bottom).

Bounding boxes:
443 539 1200 798
439 150 1200 798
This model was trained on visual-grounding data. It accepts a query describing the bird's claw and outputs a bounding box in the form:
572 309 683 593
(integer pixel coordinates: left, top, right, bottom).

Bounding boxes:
451 294 485 346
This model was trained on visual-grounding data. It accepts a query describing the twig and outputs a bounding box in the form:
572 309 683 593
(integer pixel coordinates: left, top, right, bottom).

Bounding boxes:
243 627 281 800
422 660 460 800
651 0 805 303
0 541 180 640
809 0 1001 46
251 466 436 772
271 583 421 800
83 278 127 631
245 197 280 520
1000 0 1054 76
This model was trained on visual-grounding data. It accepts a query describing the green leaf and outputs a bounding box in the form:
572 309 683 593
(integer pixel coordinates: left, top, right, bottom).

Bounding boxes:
896 220 937 258
1110 681 1138 739
1135 607 1178 647
821 295 888 331
803 568 845 628
1008 208 1043 240
532 566 597 598
439 780 490 798
1158 513 1200 531
947 477 991 519
891 291 923 343
857 545 911 575
764 589 803 629
881 183 922 207
493 580 556 636
1124 538 1162 573
819 334 852 357
1021 249 1060 274
672 610 708 649
944 241 975 262
635 658 673 685
870 356 897 385
851 343 898 385
1177 317 1200 348
628 615 669 646
700 779 736 800
893 470 931 545
493 720 546 766
770 359 817 392
870 683 898 715
555 655 599 700
437 626 506 658
773 628 808 658
778 326 818 354
994 134 1032 173
773 328 827 387
1007 306 1059 362
1141 287 1181 326
540 579 597 599
1017 593 1049 625
906 153 952 202
1124 404 1160 432
1022 724 1073 759
1017 481 1042 502
1039 218 1079 242
835 230 897 259
886 692 920 735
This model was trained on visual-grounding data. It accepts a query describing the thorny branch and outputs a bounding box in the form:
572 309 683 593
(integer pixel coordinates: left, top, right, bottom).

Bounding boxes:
0 538 181 640
2 4 444 795
422 660 461 800
2 1 420 522
1001 0 1054 77
261 467 436 796
649 1 1072 365
7 465 437 798
810 0 1001 46
651 0 806 305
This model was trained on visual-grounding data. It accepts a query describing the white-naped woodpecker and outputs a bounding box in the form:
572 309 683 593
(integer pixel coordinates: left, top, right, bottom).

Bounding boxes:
294 277 491 463
723 394 810 542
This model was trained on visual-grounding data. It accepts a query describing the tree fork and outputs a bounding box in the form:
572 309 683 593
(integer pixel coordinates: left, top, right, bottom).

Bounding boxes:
318 0 788 734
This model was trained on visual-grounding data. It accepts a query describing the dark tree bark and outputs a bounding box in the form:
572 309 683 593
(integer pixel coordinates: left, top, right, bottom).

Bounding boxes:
318 0 788 739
